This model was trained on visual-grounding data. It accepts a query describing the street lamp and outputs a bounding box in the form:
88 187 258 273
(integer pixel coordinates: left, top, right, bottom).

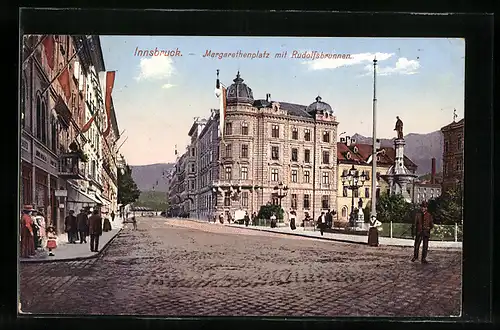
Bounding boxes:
273 182 289 208
341 165 367 227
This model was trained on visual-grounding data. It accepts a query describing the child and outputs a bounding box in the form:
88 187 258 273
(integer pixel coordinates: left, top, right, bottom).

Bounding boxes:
46 225 58 257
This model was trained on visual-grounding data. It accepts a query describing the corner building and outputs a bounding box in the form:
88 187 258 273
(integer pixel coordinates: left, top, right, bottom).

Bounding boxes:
180 72 339 222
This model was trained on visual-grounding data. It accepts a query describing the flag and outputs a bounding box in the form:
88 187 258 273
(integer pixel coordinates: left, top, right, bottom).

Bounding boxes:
81 111 98 133
102 71 116 138
57 67 71 101
42 35 55 69
218 85 227 139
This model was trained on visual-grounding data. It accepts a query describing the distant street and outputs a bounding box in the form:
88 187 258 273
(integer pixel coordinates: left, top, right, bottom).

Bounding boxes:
20 217 462 317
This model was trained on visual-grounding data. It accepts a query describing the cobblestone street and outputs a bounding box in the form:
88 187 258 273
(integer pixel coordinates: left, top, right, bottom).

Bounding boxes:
19 217 462 317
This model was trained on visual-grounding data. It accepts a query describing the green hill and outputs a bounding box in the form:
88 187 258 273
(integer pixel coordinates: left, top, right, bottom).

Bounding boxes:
133 190 169 211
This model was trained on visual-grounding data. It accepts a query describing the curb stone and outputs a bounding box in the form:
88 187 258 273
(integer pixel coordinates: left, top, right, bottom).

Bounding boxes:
19 228 123 264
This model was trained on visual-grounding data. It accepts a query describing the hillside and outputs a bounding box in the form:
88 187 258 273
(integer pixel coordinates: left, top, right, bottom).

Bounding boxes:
133 190 169 211
130 163 174 192
351 131 443 175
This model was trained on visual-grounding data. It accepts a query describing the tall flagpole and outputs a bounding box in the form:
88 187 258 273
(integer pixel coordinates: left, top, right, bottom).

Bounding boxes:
368 57 379 247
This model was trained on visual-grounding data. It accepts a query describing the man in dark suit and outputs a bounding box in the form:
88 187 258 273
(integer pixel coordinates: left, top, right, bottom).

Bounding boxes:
76 209 89 244
412 201 434 263
65 210 77 243
88 209 103 252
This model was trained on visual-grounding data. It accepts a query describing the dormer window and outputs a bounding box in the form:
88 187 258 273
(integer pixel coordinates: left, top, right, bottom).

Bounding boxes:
346 152 351 160
353 146 358 153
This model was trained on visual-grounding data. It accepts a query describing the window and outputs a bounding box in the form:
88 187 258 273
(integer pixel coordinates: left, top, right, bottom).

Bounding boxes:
240 166 248 180
342 206 348 218
50 119 57 153
354 188 359 198
343 186 348 197
303 194 310 209
323 131 330 143
190 181 195 189
36 94 42 140
322 151 330 164
191 164 195 173
322 195 330 209
241 144 249 158
444 141 449 153
291 170 298 182
225 167 232 180
225 122 232 135
292 127 298 140
241 122 249 135
456 159 463 171
271 146 279 160
291 194 297 209
291 148 298 161
365 187 370 198
457 136 462 151
304 170 310 183
271 168 279 182
272 196 279 205
224 192 231 206
271 124 279 138
191 148 195 157
322 172 330 184
241 191 249 207
304 149 311 163
304 129 311 141
225 144 232 158
41 99 47 144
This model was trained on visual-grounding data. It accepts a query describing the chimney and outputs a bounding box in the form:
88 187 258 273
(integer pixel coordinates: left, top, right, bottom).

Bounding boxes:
431 158 436 184
266 93 271 102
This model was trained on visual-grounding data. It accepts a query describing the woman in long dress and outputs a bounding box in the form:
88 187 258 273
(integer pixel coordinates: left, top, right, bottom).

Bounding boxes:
20 208 35 257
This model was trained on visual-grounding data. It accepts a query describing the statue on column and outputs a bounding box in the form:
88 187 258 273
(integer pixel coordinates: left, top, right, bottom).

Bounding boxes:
394 116 404 139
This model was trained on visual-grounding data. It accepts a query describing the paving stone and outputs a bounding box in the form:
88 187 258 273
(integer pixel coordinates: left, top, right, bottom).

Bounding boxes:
19 217 462 317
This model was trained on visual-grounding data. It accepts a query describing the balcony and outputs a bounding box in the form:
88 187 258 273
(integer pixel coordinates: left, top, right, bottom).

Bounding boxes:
58 153 86 179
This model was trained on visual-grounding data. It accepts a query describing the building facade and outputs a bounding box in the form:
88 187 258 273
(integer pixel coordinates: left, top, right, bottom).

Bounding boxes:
20 35 120 233
440 118 464 192
336 136 418 222
169 72 339 222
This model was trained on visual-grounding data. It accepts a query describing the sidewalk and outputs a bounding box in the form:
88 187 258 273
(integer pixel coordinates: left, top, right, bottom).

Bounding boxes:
20 218 125 263
173 217 462 249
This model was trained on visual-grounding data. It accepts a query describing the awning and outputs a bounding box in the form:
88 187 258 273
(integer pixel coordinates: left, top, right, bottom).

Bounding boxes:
66 182 101 205
95 194 110 206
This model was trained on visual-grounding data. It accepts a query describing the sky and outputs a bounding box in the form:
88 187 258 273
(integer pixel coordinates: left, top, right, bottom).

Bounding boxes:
99 36 465 166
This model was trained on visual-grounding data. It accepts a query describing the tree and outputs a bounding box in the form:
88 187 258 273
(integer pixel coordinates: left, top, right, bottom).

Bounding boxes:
428 187 462 225
376 192 413 223
257 204 284 221
117 164 141 205
133 190 169 211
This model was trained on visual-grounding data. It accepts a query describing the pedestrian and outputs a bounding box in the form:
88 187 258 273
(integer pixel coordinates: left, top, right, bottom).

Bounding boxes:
65 210 78 243
77 209 89 244
132 215 137 230
412 201 434 264
289 210 297 230
111 211 115 222
46 225 58 257
251 212 257 226
244 211 250 227
33 210 47 250
20 206 35 258
270 213 277 228
31 210 40 250
317 212 326 236
102 211 112 232
219 214 224 224
88 209 103 252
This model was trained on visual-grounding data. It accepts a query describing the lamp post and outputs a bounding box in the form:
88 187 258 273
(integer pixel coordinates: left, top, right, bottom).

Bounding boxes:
273 182 289 209
368 56 380 247
341 165 366 228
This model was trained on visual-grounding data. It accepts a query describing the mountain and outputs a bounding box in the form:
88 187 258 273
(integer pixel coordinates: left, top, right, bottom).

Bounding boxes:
350 131 443 175
129 163 174 192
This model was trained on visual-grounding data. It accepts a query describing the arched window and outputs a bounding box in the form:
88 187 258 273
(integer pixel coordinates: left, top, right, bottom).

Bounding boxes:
50 112 58 152
41 98 47 144
21 79 26 128
341 206 348 219
36 94 42 140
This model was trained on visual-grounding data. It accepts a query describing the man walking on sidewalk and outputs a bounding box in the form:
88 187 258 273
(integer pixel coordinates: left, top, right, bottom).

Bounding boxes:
317 212 326 236
412 201 434 264
65 210 77 243
88 210 103 252
77 209 89 244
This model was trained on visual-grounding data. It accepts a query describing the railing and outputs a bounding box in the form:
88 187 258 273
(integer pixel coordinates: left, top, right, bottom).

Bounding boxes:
379 223 463 242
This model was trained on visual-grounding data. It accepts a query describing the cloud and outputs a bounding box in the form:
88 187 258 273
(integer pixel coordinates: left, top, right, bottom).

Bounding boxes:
161 83 176 89
135 56 175 81
304 52 394 71
363 57 420 76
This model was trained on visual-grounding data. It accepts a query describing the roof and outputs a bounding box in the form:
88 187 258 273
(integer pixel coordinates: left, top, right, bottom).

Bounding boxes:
253 100 314 119
337 142 418 170
441 118 464 132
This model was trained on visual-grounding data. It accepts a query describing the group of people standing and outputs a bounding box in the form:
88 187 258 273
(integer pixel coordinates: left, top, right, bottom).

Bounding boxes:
19 205 117 258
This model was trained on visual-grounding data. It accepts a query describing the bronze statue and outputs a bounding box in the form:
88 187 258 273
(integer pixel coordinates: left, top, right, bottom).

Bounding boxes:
394 116 404 139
